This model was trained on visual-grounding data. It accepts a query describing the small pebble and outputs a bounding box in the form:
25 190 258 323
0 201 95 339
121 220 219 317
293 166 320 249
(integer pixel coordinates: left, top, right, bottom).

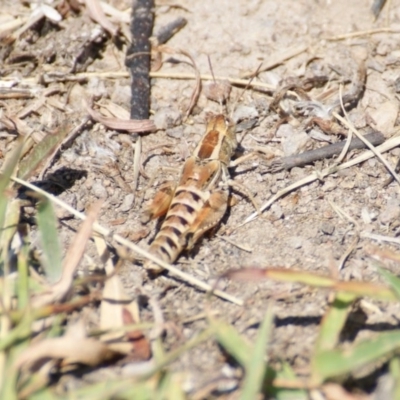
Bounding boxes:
203 80 231 103
379 199 400 225
111 83 131 105
92 180 108 198
120 193 135 212
282 131 310 157
369 100 398 136
232 105 258 123
87 77 108 99
153 108 182 130
276 123 295 138
56 193 77 219
166 126 184 139
320 222 335 235
270 204 283 221
288 236 303 249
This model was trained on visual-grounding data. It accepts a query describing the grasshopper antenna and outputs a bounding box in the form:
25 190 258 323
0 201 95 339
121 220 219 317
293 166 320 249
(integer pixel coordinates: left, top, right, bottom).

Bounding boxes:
207 55 225 114
207 55 216 84
229 62 263 120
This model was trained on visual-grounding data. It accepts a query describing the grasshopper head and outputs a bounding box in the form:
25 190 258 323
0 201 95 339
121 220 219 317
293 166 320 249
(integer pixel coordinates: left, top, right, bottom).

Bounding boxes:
194 114 237 164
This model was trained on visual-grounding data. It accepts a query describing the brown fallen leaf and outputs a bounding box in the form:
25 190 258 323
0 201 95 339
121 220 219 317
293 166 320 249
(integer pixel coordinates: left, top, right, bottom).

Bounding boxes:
86 103 156 133
14 319 121 373
84 0 118 36
96 234 150 359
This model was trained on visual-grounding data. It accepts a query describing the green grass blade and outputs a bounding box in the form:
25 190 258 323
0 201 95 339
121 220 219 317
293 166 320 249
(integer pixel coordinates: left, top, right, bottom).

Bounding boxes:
53 379 155 399
0 199 21 275
0 141 23 194
36 198 63 283
209 316 251 367
314 292 356 354
390 356 400 399
378 266 400 300
269 362 308 400
17 241 30 309
0 311 32 352
240 306 274 400
313 330 400 383
0 141 24 249
17 121 71 180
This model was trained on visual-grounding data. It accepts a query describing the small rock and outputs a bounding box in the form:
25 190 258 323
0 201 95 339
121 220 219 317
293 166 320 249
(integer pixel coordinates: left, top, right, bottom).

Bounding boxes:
232 105 258 123
376 41 391 56
56 193 77 219
68 83 86 110
322 181 337 192
288 236 303 249
320 222 335 235
282 131 310 157
120 193 134 212
361 207 373 224
153 108 182 130
340 179 355 189
369 100 398 136
366 58 385 73
111 83 131 105
276 123 295 138
269 204 283 221
379 199 400 224
92 180 108 199
166 126 184 139
351 46 368 62
308 129 333 143
252 97 270 114
203 80 232 103
87 77 108 99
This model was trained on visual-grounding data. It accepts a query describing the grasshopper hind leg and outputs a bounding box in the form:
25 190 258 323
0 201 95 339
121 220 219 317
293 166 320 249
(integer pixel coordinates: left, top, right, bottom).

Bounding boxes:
141 180 177 224
184 189 229 250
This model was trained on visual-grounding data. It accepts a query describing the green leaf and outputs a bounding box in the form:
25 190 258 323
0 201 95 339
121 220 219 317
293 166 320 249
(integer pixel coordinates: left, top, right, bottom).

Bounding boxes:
0 199 21 275
314 292 355 354
240 306 273 400
37 198 63 283
55 379 155 400
209 316 251 367
17 241 30 309
17 122 71 180
0 141 23 256
312 330 400 383
269 362 308 400
390 356 400 399
378 266 400 300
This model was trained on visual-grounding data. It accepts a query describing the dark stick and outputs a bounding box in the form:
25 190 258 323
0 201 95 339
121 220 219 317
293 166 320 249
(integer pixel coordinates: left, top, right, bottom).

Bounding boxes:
155 17 187 45
125 0 154 120
262 131 385 173
371 0 387 19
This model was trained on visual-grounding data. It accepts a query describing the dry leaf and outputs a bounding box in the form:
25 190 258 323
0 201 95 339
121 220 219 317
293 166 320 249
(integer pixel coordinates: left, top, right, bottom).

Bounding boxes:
96 235 150 358
86 103 156 133
15 326 120 372
84 0 118 36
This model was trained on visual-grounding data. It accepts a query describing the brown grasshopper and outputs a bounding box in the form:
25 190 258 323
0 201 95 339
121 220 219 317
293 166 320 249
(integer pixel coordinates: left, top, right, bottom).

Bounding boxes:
141 113 240 274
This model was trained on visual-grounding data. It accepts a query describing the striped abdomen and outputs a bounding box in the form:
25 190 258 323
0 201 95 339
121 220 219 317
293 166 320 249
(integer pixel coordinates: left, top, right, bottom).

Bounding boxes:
145 185 208 271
